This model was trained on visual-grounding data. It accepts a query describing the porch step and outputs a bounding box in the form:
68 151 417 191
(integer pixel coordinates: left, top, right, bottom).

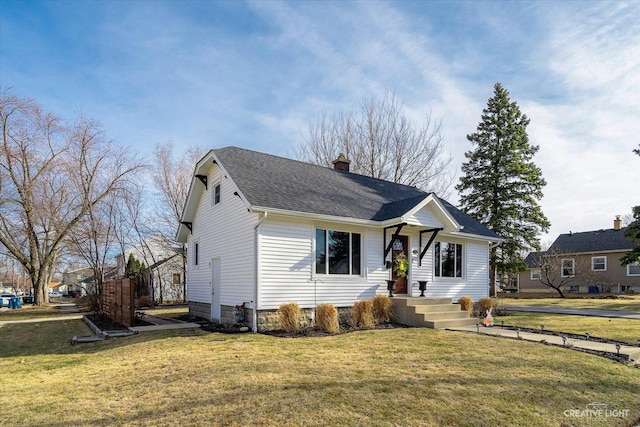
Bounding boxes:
392 297 477 329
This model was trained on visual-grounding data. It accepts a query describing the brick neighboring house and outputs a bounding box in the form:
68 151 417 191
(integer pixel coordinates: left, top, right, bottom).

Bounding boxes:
519 217 640 294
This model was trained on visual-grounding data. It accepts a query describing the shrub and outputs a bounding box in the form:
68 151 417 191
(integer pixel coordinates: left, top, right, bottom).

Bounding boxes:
371 295 394 324
137 295 154 308
278 302 301 332
457 296 473 314
352 300 374 328
315 303 339 333
476 297 497 317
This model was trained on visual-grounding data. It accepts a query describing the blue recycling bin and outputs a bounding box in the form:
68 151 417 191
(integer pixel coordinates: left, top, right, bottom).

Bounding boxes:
14 297 22 308
0 298 4 307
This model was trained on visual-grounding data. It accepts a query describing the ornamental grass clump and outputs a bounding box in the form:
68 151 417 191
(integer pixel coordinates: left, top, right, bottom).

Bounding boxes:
477 297 497 317
371 295 393 324
315 303 339 333
278 302 300 332
457 295 473 314
352 300 374 328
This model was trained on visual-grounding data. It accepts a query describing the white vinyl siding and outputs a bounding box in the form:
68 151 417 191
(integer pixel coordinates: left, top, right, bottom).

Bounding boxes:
259 220 390 309
186 165 257 307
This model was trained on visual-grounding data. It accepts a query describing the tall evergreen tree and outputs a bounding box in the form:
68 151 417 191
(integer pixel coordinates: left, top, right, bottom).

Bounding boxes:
621 148 640 266
457 83 550 291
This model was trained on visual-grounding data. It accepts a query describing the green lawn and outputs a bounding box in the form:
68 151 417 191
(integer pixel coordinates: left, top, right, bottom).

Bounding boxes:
0 317 638 426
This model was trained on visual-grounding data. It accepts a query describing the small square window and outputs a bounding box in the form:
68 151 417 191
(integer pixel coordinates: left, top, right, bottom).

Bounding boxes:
531 269 541 280
569 285 580 293
172 273 181 284
591 256 606 271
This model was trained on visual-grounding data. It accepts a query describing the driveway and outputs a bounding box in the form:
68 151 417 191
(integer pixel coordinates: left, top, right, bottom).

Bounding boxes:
503 305 640 320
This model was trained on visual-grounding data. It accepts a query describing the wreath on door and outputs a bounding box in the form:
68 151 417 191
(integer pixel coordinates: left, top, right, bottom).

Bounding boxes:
393 252 409 278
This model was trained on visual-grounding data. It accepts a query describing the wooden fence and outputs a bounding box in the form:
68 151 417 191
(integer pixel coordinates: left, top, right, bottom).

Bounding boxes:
102 278 135 327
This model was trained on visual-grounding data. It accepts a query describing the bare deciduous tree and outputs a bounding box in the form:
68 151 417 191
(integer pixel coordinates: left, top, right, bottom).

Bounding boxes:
152 142 205 302
295 91 453 196
0 89 145 305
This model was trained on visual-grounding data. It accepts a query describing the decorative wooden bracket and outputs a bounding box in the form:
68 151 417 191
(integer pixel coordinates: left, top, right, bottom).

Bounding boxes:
419 227 443 266
195 175 207 190
181 221 193 234
383 223 406 265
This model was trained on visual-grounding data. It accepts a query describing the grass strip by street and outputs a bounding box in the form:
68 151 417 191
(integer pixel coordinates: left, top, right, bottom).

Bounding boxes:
499 294 640 312
495 311 640 344
0 304 83 321
0 320 638 426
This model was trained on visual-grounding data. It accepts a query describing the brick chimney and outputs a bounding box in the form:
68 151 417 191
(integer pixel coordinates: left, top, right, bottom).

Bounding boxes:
614 215 622 230
332 153 350 172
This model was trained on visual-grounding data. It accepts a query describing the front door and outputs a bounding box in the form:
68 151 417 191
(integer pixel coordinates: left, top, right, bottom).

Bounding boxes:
391 235 409 294
211 258 221 321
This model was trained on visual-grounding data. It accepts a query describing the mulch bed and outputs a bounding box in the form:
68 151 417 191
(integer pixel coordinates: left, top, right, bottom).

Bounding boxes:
85 314 153 331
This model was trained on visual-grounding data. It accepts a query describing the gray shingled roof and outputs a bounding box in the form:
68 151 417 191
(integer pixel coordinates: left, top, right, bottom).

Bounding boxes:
524 251 543 268
549 228 634 254
214 147 501 239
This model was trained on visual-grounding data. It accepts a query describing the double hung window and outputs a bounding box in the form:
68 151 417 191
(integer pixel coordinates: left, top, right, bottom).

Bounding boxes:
434 242 463 278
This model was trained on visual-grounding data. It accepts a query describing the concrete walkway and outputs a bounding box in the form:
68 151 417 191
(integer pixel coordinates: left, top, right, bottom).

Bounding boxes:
449 324 640 363
503 305 640 319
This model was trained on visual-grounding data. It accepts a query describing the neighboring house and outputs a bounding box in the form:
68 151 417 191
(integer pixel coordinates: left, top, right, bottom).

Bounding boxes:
519 217 640 294
48 281 65 295
115 236 185 304
177 147 502 331
61 267 118 297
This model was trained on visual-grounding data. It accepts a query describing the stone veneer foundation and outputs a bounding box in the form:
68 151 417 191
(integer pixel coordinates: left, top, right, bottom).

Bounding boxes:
189 302 355 332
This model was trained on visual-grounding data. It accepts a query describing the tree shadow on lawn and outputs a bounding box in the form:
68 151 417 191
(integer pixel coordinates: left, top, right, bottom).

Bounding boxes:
0 318 204 358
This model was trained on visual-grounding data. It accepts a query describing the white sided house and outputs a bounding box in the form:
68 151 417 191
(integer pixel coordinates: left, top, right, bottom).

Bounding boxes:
177 147 502 331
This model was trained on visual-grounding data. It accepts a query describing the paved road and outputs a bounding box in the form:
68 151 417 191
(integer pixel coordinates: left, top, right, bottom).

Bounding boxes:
504 305 640 319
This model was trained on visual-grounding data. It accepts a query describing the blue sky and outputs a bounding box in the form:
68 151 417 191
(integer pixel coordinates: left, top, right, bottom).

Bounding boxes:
1 0 639 244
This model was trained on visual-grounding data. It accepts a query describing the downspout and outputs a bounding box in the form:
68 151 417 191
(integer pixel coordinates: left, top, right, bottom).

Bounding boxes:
253 211 268 333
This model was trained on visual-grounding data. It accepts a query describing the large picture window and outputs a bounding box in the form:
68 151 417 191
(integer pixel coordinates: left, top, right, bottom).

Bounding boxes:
434 242 463 278
628 263 640 277
315 229 361 275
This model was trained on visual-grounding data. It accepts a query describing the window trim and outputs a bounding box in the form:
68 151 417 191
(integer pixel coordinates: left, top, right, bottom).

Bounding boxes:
561 258 575 277
627 263 640 277
212 182 221 207
591 256 607 271
531 269 541 280
315 228 362 276
434 241 464 278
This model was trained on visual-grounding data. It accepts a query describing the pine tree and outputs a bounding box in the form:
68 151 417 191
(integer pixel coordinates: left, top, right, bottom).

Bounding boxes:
456 83 550 290
621 148 640 266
